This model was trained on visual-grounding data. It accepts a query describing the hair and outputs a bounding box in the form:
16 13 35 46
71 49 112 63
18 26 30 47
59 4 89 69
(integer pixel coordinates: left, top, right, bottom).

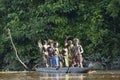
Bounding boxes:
74 38 80 43
54 42 59 48
47 39 53 45
68 40 72 43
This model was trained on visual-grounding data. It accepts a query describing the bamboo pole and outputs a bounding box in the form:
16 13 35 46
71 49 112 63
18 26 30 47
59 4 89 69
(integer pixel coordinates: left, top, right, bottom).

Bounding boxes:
8 28 28 70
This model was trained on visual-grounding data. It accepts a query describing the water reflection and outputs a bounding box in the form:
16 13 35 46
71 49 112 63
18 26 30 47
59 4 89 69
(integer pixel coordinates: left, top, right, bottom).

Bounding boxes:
40 73 84 80
0 70 120 80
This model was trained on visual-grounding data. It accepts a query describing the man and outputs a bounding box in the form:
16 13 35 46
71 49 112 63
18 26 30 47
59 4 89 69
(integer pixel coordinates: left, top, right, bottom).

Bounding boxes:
64 38 74 67
73 38 84 68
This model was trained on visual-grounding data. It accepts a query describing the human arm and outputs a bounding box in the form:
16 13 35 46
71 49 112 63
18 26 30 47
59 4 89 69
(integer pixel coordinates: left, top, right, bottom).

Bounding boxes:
38 40 43 52
80 45 84 53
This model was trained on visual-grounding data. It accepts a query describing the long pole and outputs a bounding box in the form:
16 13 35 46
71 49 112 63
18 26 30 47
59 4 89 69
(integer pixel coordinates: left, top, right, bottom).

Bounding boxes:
8 28 28 70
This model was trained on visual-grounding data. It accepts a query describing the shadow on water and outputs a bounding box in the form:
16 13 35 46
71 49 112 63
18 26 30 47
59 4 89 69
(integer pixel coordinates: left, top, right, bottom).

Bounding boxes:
0 70 120 80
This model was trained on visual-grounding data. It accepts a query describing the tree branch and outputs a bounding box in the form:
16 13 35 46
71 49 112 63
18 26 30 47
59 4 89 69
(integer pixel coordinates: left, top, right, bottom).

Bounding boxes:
8 28 28 70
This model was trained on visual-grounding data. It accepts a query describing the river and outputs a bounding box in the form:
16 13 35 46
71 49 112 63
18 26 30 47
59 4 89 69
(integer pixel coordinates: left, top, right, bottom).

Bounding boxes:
0 70 120 80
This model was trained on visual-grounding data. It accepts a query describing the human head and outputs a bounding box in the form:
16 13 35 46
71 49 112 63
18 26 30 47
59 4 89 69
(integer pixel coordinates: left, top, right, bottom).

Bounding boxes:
67 40 73 46
43 40 47 45
47 39 53 45
54 42 59 48
74 38 79 44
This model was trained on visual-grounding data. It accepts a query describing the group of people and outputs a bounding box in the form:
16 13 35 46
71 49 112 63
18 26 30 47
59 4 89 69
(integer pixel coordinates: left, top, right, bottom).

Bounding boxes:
38 37 84 68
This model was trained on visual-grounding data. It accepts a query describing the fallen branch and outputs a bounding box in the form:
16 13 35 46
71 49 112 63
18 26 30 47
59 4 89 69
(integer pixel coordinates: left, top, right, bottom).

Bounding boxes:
8 28 28 70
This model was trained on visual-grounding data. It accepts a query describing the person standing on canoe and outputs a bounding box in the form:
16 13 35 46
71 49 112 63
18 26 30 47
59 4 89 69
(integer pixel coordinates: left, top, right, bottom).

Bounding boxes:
73 38 84 68
52 42 59 68
42 40 49 67
47 39 54 67
64 36 74 67
61 48 69 67
38 40 50 67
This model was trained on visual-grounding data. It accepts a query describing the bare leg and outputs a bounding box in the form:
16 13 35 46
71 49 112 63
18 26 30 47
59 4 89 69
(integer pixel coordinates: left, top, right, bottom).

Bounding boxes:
46 63 49 68
80 62 83 68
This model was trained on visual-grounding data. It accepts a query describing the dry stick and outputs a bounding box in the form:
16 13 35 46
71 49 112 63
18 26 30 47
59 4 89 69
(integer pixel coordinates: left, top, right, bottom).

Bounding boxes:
8 28 28 70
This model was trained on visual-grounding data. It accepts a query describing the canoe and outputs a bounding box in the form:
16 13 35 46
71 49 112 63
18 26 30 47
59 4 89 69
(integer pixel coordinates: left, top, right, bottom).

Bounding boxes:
35 67 91 73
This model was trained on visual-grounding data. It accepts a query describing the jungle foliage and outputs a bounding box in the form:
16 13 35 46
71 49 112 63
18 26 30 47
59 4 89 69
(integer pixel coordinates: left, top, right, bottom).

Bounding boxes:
0 0 120 70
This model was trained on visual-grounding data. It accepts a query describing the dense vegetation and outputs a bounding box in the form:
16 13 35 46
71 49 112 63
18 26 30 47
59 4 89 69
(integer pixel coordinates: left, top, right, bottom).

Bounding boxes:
0 0 120 70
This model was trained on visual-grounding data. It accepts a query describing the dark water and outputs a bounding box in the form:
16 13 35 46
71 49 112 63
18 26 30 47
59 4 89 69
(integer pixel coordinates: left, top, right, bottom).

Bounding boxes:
0 70 120 80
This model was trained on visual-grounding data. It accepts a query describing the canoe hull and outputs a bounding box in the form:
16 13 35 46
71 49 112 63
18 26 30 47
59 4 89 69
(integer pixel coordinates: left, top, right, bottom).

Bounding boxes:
35 67 91 73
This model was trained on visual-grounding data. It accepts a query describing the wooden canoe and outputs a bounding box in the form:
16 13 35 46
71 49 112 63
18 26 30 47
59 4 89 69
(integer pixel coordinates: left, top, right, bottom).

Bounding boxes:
35 67 91 73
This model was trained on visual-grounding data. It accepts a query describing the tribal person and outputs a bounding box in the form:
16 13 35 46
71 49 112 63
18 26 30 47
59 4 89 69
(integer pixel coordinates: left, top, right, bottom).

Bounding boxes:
73 38 84 68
